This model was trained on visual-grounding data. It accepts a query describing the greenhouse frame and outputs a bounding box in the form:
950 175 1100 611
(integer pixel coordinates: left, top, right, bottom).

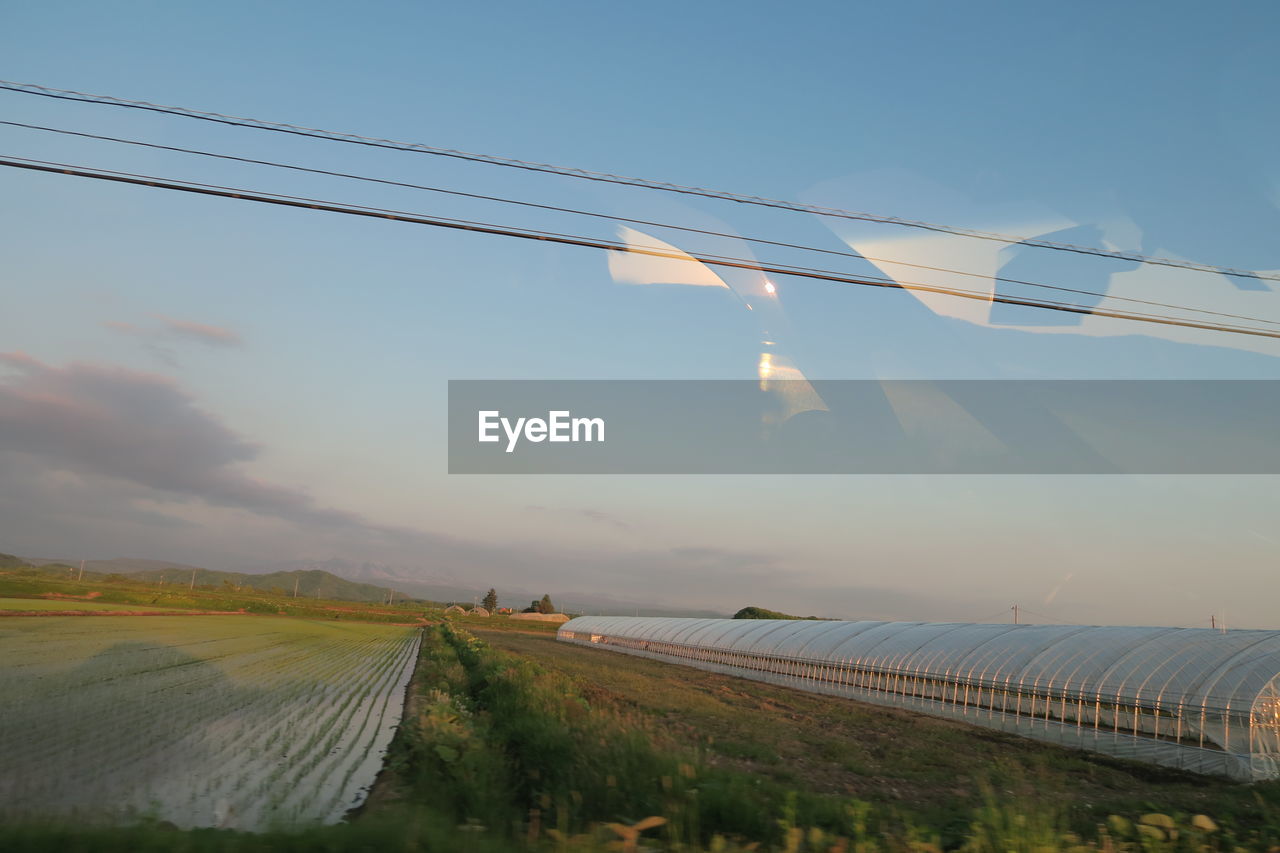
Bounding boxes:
558 616 1280 781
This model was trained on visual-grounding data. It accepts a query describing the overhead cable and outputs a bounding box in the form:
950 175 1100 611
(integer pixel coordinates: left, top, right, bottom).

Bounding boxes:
2 79 1277 284
4 119 1275 329
5 155 1279 342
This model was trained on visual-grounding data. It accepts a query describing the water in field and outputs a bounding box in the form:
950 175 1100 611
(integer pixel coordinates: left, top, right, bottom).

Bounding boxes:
0 615 419 831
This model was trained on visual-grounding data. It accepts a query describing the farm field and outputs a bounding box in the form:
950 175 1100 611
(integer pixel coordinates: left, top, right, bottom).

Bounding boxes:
447 612 564 633
4 622 1280 851
0 570 433 624
473 627 1280 841
0 614 420 831
0 597 179 612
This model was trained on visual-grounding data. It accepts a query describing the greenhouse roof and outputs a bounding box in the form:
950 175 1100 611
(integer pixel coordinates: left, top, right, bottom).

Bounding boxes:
560 617 1280 712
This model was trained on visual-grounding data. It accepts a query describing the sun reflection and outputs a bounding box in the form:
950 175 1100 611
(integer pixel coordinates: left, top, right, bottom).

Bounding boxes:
758 352 774 380
757 349 828 432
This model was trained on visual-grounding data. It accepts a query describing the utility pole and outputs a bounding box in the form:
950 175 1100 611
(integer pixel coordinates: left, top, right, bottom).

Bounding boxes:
78 560 84 582
1211 614 1216 630
293 575 300 598
191 568 197 590
1012 604 1019 625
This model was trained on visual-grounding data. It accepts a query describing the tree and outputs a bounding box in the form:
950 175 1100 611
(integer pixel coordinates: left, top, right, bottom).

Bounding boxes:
482 588 498 612
538 594 556 614
733 605 827 621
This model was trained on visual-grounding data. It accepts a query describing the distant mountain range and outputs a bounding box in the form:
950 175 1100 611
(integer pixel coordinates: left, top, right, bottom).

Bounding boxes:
14 555 409 604
7 552 727 617
270 558 727 617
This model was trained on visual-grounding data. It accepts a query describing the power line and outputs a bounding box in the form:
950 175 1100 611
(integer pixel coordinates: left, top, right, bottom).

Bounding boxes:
1016 607 1071 625
3 78 1277 284
7 153 1278 339
6 118 1276 330
6 154 1280 341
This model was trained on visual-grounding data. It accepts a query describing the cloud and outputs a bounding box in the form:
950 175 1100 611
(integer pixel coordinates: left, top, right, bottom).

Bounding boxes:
525 505 631 530
0 353 1010 622
0 353 358 530
668 545 773 569
103 315 242 365
0 354 772 599
154 316 243 347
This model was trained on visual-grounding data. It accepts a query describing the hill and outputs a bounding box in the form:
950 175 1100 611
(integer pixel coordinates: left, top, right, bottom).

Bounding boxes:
14 550 725 615
273 558 727 617
14 555 410 604
127 567 407 603
732 605 830 620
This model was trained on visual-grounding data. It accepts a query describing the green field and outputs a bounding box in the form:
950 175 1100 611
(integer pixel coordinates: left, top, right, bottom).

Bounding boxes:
0 614 419 831
0 571 431 624
447 612 565 633
0 597 178 612
475 629 1280 841
368 624 1280 851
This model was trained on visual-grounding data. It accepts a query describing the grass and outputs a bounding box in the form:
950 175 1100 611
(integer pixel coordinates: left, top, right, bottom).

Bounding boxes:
448 613 566 633
0 597 179 612
472 627 1280 848
0 572 431 624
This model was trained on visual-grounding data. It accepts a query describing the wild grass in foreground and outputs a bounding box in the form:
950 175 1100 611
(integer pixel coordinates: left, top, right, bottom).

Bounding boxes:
4 623 1279 851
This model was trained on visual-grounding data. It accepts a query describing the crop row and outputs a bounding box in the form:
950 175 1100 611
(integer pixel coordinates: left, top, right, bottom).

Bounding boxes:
0 615 420 831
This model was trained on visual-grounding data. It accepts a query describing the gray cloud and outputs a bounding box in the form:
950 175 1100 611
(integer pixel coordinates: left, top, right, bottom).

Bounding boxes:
154 316 243 347
0 353 986 620
525 505 631 530
0 355 725 577
103 315 242 366
668 545 773 568
0 352 359 530
102 321 180 367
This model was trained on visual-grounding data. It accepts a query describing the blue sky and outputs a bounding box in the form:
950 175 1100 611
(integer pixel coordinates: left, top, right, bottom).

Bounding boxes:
2 1 1279 626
